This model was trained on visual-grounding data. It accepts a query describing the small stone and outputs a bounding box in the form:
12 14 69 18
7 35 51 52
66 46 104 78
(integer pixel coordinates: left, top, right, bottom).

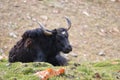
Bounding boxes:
6 63 11 66
83 41 87 44
100 29 106 33
0 56 3 60
98 51 105 56
111 0 116 2
112 27 119 33
98 32 106 36
74 63 81 67
70 53 78 57
83 11 90 16
111 0 120 2
23 0 27 3
4 46 8 49
9 32 17 38
98 28 106 36
40 15 48 21
79 32 84 36
52 10 60 14
93 73 101 79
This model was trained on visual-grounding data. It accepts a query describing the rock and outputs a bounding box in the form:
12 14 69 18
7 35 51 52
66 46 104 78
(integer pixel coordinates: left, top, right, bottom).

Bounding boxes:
111 0 120 2
3 46 8 49
79 32 84 36
112 27 119 33
93 73 101 79
52 9 60 14
73 63 81 67
98 32 106 36
23 0 27 3
83 41 87 44
111 0 116 2
40 15 48 21
0 54 7 60
70 53 78 57
6 63 11 66
113 71 120 80
98 28 107 36
98 51 105 56
60 0 68 3
52 2 64 8
0 56 3 60
100 29 105 33
9 32 17 38
83 11 90 16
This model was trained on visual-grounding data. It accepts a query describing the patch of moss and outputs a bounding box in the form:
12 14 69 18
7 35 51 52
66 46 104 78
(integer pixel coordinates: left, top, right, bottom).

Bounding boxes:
21 67 34 75
93 61 112 67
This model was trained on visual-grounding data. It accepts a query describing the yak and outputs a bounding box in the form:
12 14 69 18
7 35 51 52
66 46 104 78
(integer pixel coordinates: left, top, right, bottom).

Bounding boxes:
8 17 72 66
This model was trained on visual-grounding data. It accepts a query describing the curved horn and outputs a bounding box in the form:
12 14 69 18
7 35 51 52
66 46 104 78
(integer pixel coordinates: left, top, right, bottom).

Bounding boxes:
28 17 52 35
36 21 52 35
64 16 71 31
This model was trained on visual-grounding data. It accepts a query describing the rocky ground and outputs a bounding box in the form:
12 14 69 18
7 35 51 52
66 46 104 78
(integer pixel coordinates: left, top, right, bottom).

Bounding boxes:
0 0 120 63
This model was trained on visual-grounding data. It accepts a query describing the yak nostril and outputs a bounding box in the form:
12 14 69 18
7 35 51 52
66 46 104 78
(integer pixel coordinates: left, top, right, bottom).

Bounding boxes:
66 45 72 51
69 45 72 51
63 45 72 53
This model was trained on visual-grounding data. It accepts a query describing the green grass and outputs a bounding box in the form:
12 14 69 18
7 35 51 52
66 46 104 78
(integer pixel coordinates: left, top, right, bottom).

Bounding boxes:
0 59 120 80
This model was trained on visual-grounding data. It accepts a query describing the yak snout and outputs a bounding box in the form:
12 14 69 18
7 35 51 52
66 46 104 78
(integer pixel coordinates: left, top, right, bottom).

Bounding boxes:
63 45 72 53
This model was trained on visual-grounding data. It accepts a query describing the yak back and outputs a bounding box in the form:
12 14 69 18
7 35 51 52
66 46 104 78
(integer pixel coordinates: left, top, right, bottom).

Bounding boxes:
9 28 59 62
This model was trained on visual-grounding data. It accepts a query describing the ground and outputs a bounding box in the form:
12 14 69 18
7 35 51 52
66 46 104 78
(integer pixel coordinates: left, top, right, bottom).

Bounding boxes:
0 0 120 79
0 0 120 62
0 59 120 80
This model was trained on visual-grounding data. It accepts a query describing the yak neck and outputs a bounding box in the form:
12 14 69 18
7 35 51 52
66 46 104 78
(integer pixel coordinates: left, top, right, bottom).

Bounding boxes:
44 35 60 57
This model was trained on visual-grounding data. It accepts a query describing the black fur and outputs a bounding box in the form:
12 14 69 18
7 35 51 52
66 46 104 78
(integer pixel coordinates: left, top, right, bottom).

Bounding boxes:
8 28 72 66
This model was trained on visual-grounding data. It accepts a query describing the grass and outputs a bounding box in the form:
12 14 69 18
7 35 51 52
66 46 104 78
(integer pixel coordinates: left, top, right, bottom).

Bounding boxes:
0 0 120 80
0 59 120 80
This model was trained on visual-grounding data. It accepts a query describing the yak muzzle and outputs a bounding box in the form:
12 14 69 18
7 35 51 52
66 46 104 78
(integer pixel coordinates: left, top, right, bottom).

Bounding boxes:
62 45 72 53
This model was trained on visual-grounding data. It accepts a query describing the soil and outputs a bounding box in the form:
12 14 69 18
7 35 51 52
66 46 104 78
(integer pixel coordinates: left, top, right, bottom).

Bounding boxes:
0 0 120 63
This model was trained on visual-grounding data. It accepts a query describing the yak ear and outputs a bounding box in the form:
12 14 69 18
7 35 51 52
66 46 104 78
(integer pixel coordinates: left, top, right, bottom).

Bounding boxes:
24 38 32 48
52 29 57 35
22 30 32 39
22 31 29 39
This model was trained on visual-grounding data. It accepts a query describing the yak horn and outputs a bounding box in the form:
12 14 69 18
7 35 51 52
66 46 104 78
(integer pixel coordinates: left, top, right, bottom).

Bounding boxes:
64 16 71 31
29 17 52 35
38 23 53 35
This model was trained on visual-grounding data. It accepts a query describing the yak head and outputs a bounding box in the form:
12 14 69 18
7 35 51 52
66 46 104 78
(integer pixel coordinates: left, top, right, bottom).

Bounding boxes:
53 27 72 53
31 17 72 53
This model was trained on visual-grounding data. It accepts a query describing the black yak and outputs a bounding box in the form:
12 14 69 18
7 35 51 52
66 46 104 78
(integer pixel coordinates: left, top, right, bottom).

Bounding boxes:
8 17 72 66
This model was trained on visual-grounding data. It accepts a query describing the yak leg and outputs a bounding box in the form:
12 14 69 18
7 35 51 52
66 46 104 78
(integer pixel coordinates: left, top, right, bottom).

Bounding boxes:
48 54 68 66
34 52 46 62
56 54 68 66
47 57 60 66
